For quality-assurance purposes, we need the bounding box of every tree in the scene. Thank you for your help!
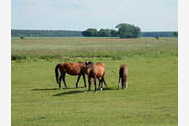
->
[115,23,141,38]
[110,29,118,37]
[173,32,178,37]
[97,29,112,37]
[82,28,98,36]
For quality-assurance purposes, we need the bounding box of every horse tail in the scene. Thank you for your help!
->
[55,64,61,84]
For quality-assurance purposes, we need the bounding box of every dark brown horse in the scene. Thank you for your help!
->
[55,62,92,89]
[86,62,107,91]
[118,64,128,89]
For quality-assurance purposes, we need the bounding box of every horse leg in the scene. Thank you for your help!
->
[62,73,68,88]
[88,76,91,91]
[98,78,101,89]
[58,74,62,89]
[102,76,108,88]
[75,75,81,88]
[125,75,128,89]
[94,76,97,91]
[82,74,87,88]
[121,78,125,89]
[118,76,121,89]
[100,78,103,91]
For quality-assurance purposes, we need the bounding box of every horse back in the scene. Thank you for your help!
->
[62,62,85,75]
[89,63,105,78]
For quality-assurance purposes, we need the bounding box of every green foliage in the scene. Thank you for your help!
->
[82,28,98,36]
[82,23,141,38]
[110,29,118,37]
[97,29,112,37]
[173,32,178,37]
[96,29,118,37]
[82,28,116,37]
[115,23,141,38]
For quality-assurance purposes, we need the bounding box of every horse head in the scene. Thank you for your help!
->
[83,61,94,74]
[85,61,93,66]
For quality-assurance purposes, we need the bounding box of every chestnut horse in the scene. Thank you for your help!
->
[55,62,92,89]
[118,64,128,89]
[86,62,107,91]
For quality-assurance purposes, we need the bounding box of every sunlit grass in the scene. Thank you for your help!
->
[12,37,177,126]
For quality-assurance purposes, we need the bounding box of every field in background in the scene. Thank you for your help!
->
[12,37,178,126]
[12,37,177,59]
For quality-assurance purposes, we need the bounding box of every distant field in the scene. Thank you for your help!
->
[12,37,178,126]
[12,37,177,59]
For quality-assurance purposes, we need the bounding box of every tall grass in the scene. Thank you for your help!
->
[12,37,177,60]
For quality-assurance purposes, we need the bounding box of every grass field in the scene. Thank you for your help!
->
[12,37,178,126]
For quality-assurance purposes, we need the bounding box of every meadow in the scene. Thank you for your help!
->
[12,37,178,126]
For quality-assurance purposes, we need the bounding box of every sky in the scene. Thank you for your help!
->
[12,0,177,31]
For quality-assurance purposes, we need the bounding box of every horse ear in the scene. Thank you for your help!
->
[85,61,89,65]
[85,61,93,66]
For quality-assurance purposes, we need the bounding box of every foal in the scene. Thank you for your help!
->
[118,64,128,89]
[86,62,107,91]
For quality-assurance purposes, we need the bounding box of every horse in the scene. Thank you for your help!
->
[118,64,128,89]
[55,62,93,89]
[85,62,107,91]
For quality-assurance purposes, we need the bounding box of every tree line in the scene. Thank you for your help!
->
[82,23,141,38]
[12,25,177,38]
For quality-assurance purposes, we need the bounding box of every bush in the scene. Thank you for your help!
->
[20,36,24,39]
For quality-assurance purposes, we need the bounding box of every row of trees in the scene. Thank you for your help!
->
[82,23,141,38]
[82,29,118,37]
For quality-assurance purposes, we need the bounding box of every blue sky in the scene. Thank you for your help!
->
[12,0,177,31]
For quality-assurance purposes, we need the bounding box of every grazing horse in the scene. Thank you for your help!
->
[118,64,128,89]
[86,62,107,91]
[55,62,92,89]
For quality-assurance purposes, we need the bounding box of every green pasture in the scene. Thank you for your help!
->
[12,37,178,126]
[12,37,177,59]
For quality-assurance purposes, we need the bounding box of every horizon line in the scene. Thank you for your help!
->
[11,29,178,32]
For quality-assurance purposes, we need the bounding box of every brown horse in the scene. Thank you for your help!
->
[55,62,93,89]
[118,64,128,89]
[86,62,107,91]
